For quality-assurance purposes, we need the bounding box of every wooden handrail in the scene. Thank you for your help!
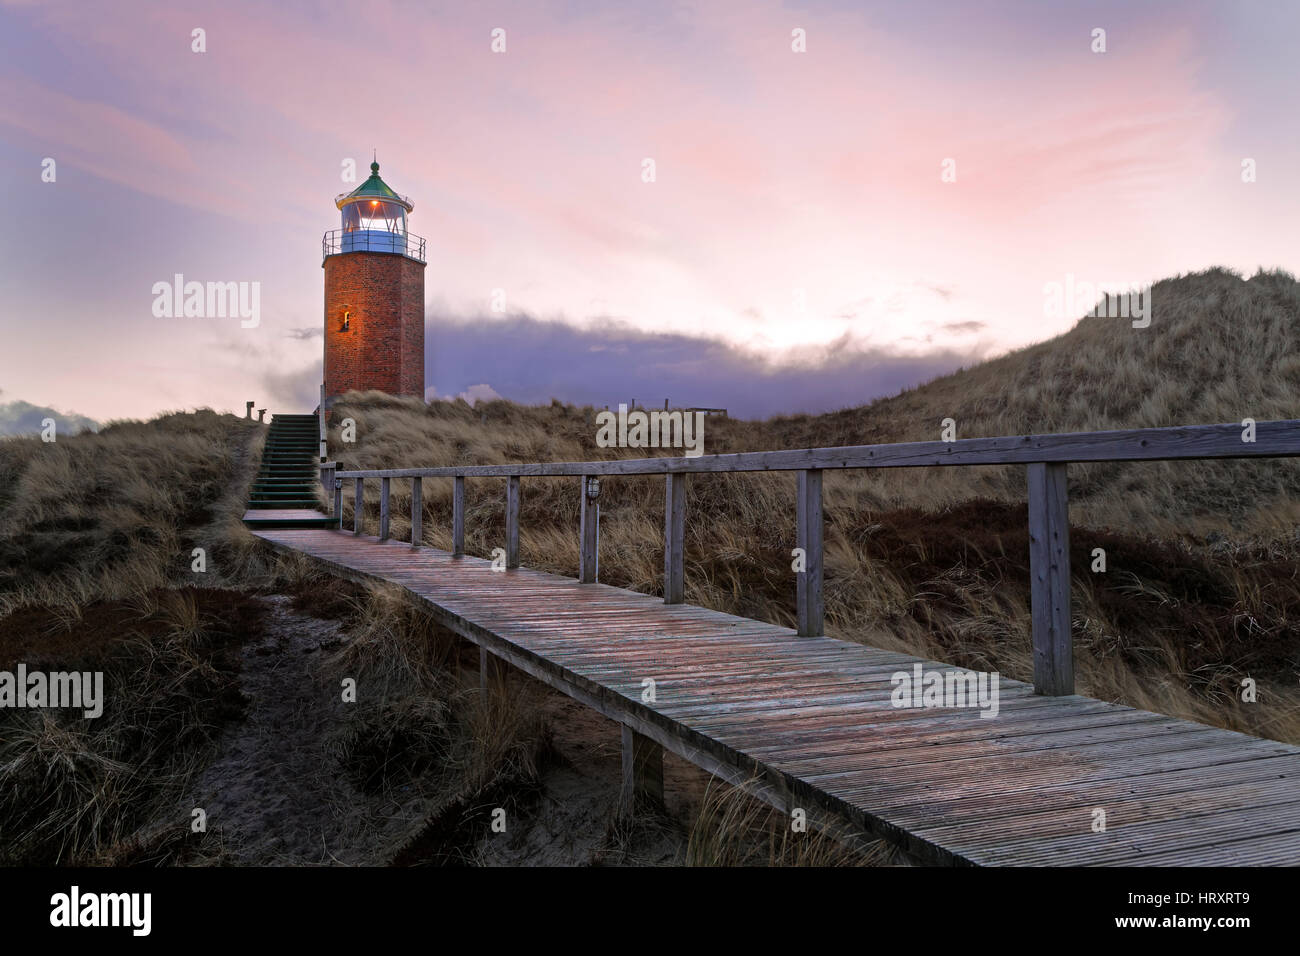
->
[328,418,1298,697]
[333,419,1300,479]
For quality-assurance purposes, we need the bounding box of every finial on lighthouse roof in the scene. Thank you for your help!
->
[333,153,414,212]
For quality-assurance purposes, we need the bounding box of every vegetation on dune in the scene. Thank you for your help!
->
[328,268,1300,745]
[0,587,260,865]
[0,266,1297,864]
[0,409,266,618]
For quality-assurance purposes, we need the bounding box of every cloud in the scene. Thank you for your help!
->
[427,312,985,419]
[286,327,323,340]
[261,362,323,413]
[267,310,983,420]
[456,383,502,406]
[939,320,987,334]
[0,400,100,437]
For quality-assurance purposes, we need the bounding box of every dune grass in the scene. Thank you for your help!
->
[0,409,265,618]
[1,266,1297,864]
[325,269,1300,746]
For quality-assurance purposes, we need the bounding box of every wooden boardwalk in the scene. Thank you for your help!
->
[251,520,1300,866]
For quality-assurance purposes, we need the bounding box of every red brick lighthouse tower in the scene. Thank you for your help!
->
[322,159,426,410]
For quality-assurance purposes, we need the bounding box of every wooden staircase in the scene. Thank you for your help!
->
[241,414,336,529]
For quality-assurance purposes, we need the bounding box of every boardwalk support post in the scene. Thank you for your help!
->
[410,477,422,547]
[796,469,824,637]
[620,725,664,811]
[480,647,504,695]
[664,473,685,603]
[1028,462,1073,695]
[333,479,342,527]
[379,477,391,542]
[353,478,364,535]
[579,475,599,583]
[506,475,520,569]
[452,476,465,556]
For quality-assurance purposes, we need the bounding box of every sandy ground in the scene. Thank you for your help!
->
[180,593,712,866]
[468,696,707,866]
[183,596,449,864]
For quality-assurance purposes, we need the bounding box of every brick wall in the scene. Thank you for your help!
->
[323,252,426,405]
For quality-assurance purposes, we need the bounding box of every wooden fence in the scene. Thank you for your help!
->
[324,419,1300,697]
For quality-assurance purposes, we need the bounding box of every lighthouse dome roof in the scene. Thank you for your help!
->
[334,160,414,212]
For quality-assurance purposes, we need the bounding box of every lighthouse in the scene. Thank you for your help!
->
[322,159,426,409]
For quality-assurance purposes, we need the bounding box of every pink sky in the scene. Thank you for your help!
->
[1,0,1296,423]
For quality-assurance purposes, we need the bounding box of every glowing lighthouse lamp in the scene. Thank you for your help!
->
[331,160,419,257]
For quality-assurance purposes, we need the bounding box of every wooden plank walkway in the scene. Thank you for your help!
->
[251,525,1300,866]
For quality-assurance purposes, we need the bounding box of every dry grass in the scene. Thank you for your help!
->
[0,409,266,617]
[682,777,904,866]
[322,581,549,801]
[0,587,260,864]
[315,581,553,864]
[326,268,1300,746]
[1,266,1298,865]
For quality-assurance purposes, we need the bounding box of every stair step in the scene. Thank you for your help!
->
[242,515,339,529]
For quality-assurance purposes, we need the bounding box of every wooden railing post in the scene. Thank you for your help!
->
[796,469,824,637]
[318,383,327,461]
[505,475,520,569]
[333,479,342,526]
[353,478,364,535]
[579,475,599,583]
[1028,462,1073,695]
[664,473,685,603]
[452,476,465,556]
[379,477,391,542]
[410,477,422,547]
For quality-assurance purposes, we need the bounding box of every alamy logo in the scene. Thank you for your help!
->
[1043,273,1151,328]
[891,663,1000,718]
[151,273,260,328]
[0,665,103,718]
[595,404,706,457]
[50,886,151,936]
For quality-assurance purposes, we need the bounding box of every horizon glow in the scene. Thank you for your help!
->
[1,0,1297,423]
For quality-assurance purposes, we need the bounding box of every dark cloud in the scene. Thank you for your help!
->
[286,327,323,340]
[939,320,986,334]
[426,312,981,419]
[265,311,983,419]
[262,361,324,413]
[0,400,100,437]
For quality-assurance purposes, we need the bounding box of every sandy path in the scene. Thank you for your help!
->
[184,595,444,864]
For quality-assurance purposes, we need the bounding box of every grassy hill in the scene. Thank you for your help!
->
[326,267,1300,743]
[0,410,265,616]
[1,266,1297,864]
[757,266,1300,534]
